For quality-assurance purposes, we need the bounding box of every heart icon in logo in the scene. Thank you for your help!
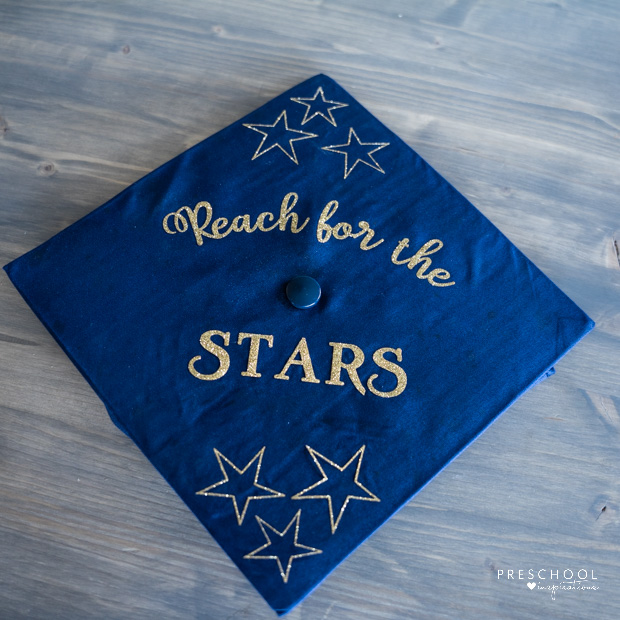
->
[527,582,536,590]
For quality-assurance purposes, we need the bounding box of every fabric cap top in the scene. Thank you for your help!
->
[4,74,594,615]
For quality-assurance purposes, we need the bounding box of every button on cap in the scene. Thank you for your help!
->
[286,276,321,309]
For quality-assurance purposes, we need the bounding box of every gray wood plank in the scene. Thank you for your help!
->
[1,1,619,618]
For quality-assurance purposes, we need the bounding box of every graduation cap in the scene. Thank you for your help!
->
[4,74,594,615]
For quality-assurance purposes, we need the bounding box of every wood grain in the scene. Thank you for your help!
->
[1,1,619,618]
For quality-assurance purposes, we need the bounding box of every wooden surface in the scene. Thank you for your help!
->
[1,1,619,618]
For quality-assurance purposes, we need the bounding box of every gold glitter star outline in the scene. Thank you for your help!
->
[243,110,318,164]
[243,509,322,583]
[322,127,390,179]
[291,445,380,534]
[290,86,348,127]
[196,447,285,526]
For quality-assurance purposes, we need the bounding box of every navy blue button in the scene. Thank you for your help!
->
[286,276,321,309]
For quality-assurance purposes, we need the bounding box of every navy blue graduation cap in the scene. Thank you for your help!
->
[4,74,594,615]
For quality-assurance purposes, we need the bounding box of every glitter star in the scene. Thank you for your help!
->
[290,86,348,126]
[291,445,380,534]
[243,110,317,164]
[196,447,284,525]
[322,128,389,179]
[243,510,322,583]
